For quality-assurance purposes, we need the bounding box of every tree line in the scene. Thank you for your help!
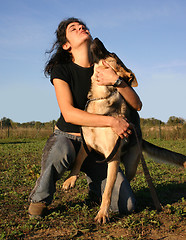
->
[0,117,56,129]
[1,116,185,129]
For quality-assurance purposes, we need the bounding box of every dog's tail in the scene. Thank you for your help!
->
[142,139,186,168]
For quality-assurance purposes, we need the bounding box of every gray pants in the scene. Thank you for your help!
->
[29,129,135,214]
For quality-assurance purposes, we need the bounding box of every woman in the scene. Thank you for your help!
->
[28,17,142,220]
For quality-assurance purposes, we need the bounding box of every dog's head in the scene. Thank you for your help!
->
[90,38,111,63]
[90,38,138,87]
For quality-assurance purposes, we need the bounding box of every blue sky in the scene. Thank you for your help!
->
[0,0,186,123]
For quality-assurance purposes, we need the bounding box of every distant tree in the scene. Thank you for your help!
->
[140,118,164,126]
[167,116,185,125]
[1,117,12,129]
[21,121,36,128]
[29,121,36,127]
[35,121,44,129]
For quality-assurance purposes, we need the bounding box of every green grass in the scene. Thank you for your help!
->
[0,138,185,239]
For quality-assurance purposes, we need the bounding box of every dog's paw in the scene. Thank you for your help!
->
[94,209,109,224]
[62,175,78,190]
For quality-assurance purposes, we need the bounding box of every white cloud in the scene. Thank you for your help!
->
[152,61,186,70]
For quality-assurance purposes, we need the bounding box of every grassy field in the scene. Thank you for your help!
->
[0,137,185,239]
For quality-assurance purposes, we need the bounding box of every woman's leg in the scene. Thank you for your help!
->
[29,131,78,206]
[81,152,136,214]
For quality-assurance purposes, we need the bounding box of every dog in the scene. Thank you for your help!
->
[63,38,186,224]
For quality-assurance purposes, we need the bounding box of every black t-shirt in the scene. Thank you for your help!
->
[51,62,93,133]
[50,61,142,143]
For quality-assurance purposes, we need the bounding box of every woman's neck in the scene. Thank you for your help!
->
[72,44,92,68]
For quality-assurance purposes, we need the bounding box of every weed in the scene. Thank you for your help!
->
[0,138,185,239]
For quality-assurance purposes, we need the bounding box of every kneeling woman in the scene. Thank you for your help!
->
[28,17,142,222]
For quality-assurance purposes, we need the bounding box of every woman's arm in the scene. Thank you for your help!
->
[53,78,131,138]
[117,81,142,111]
[95,61,142,111]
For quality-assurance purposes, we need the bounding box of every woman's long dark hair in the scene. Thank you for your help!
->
[44,17,88,77]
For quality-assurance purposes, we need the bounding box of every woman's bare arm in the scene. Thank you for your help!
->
[117,81,142,111]
[95,61,142,111]
[53,79,131,138]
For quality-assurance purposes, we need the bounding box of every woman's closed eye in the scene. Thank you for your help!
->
[82,25,86,30]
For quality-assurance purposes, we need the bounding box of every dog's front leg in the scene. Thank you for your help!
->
[63,144,87,190]
[95,155,120,224]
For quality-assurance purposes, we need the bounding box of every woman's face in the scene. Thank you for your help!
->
[63,22,92,51]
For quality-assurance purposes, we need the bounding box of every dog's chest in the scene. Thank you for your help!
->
[86,89,129,118]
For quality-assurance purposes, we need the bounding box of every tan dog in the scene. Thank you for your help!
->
[63,38,186,224]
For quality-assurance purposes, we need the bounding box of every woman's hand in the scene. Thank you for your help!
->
[95,60,142,111]
[95,60,118,86]
[110,116,132,139]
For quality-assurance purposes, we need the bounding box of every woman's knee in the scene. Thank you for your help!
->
[42,133,76,173]
[125,195,136,213]
[116,188,136,214]
[110,169,136,214]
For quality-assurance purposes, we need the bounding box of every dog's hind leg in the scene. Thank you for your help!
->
[121,143,141,182]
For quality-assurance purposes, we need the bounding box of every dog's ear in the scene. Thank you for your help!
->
[110,53,138,87]
[90,38,110,63]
